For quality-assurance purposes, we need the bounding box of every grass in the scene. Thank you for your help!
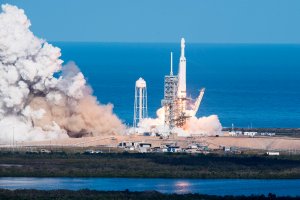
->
[1,152,300,178]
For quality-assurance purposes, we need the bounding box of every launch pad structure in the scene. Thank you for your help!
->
[162,38,205,131]
[161,52,179,130]
[132,38,205,135]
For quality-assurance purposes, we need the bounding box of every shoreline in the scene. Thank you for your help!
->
[0,189,298,200]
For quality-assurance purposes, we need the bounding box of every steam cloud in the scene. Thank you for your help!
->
[138,108,222,136]
[0,4,124,144]
[185,115,222,136]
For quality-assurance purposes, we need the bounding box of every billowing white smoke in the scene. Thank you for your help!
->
[0,4,124,144]
[185,115,222,136]
[138,107,222,136]
[138,107,165,128]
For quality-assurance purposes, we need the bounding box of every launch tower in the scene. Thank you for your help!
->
[161,52,178,130]
[162,38,205,131]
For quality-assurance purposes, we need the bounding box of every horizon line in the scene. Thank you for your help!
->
[48,41,300,45]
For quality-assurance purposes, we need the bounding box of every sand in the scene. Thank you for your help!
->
[12,134,300,151]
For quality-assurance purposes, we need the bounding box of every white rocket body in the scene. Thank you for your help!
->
[177,38,186,99]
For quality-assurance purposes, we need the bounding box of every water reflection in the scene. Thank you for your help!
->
[1,178,300,197]
[174,181,191,194]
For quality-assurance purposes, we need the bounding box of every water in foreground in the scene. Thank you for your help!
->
[1,178,300,196]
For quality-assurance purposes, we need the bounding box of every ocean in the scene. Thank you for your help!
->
[53,42,300,128]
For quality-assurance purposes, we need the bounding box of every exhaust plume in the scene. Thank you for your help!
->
[0,4,124,144]
[138,107,222,136]
[184,115,222,136]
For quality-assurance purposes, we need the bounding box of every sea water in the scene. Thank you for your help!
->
[53,42,300,128]
[1,177,300,196]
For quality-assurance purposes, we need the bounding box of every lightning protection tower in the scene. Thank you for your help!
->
[133,77,148,128]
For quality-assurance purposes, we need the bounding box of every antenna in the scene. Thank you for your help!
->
[170,52,173,75]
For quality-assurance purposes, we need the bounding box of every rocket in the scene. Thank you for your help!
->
[176,38,205,118]
[177,38,186,99]
[162,37,205,129]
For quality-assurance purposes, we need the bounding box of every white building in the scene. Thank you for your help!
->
[243,132,257,137]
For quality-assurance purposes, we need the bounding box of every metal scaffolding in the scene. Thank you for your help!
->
[161,52,179,130]
[175,97,190,128]
[160,39,205,134]
[161,74,178,130]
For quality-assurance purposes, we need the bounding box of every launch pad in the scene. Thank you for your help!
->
[134,38,205,135]
[161,38,206,132]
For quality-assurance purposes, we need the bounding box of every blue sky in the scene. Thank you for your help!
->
[3,0,300,43]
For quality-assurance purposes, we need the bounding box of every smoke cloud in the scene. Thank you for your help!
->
[185,115,222,136]
[0,4,124,144]
[138,107,222,136]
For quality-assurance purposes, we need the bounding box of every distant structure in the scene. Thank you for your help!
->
[162,38,205,131]
[133,77,148,128]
